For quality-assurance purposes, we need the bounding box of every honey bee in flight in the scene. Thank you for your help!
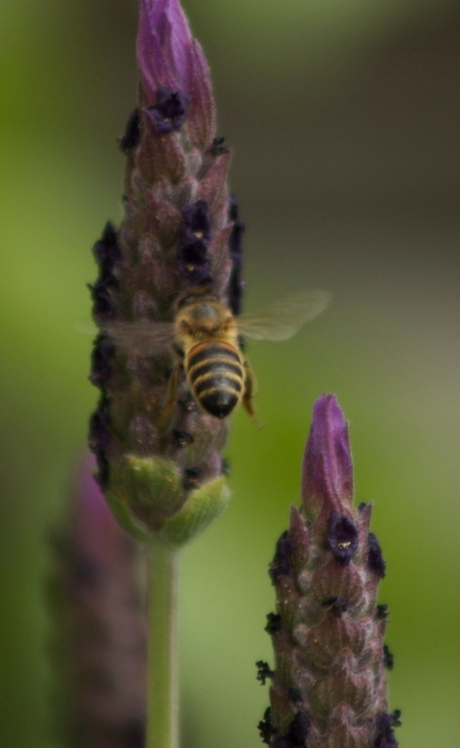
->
[105,287,330,421]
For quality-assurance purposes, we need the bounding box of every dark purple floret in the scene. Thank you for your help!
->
[256,661,274,685]
[183,467,201,490]
[144,87,190,134]
[119,109,141,153]
[182,200,211,242]
[211,135,230,156]
[288,687,303,705]
[376,604,389,620]
[273,711,311,748]
[220,457,231,476]
[273,739,291,748]
[368,532,386,578]
[178,393,196,412]
[89,276,118,319]
[228,268,244,315]
[90,334,115,388]
[172,429,194,447]
[95,452,109,488]
[288,710,310,746]
[228,193,239,223]
[374,712,400,748]
[88,401,111,454]
[258,708,275,746]
[228,195,245,250]
[89,396,111,488]
[265,612,282,634]
[92,221,122,275]
[375,734,398,748]
[227,193,245,315]
[176,247,213,285]
[89,222,120,320]
[269,531,294,583]
[327,512,359,567]
[176,201,214,285]
[383,644,394,670]
[322,596,348,618]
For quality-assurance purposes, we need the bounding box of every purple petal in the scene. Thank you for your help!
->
[137,0,193,100]
[72,453,127,568]
[182,199,211,240]
[302,394,353,512]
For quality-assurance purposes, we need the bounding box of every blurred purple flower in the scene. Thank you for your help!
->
[50,454,147,747]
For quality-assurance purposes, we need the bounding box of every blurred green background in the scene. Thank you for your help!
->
[1,0,459,745]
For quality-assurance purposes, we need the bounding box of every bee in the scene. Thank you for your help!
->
[105,287,330,421]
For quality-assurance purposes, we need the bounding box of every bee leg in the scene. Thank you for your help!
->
[158,363,180,429]
[242,361,263,428]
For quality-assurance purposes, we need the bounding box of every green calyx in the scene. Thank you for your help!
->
[162,476,231,546]
[105,455,230,547]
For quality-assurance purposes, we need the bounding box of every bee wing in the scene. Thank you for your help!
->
[101,320,175,355]
[237,289,330,341]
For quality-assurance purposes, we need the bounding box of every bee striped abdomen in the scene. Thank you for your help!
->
[187,342,244,418]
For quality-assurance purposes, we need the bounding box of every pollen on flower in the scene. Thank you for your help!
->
[327,511,359,566]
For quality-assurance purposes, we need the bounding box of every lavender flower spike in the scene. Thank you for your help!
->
[89,0,247,545]
[260,395,400,748]
[49,455,147,748]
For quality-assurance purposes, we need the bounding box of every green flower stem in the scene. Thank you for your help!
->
[147,540,180,748]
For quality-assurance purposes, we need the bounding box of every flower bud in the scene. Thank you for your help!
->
[259,395,400,747]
